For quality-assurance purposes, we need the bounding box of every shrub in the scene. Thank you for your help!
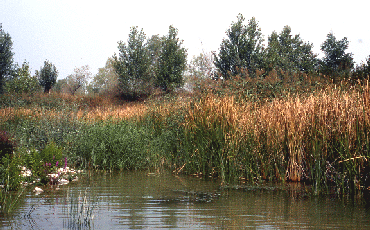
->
[23,142,64,183]
[0,130,16,159]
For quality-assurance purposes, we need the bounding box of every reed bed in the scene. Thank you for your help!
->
[1,83,370,196]
[76,103,148,122]
[180,83,370,194]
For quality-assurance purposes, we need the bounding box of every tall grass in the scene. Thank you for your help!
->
[180,82,370,194]
[1,81,370,197]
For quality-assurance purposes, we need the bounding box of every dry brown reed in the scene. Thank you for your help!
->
[249,84,369,181]
[184,82,370,183]
[76,103,148,122]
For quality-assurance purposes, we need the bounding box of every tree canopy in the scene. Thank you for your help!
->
[37,60,58,93]
[264,26,317,74]
[155,25,187,92]
[88,57,120,96]
[214,14,264,79]
[4,61,40,94]
[320,32,354,78]
[0,26,14,94]
[113,26,152,100]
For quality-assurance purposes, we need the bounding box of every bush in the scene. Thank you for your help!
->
[0,130,16,160]
[0,154,22,191]
[23,142,64,184]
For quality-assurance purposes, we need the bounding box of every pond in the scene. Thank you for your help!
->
[1,171,370,229]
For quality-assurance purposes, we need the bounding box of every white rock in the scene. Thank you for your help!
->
[59,178,69,185]
[33,187,43,194]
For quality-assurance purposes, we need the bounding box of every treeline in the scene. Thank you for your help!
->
[1,14,370,99]
[212,14,369,82]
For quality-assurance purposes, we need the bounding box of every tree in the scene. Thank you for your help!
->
[352,55,370,81]
[155,25,187,92]
[147,34,164,82]
[64,65,91,95]
[186,52,215,92]
[214,14,264,79]
[320,32,354,78]
[4,61,40,94]
[0,25,14,94]
[38,60,58,93]
[88,58,120,96]
[188,52,215,79]
[53,78,68,94]
[264,26,317,74]
[113,26,152,100]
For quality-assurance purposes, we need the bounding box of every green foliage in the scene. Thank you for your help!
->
[155,25,187,92]
[88,58,120,96]
[23,142,64,182]
[320,32,354,79]
[37,60,58,93]
[214,14,264,79]
[113,26,153,100]
[264,26,317,74]
[147,34,164,79]
[0,26,14,94]
[70,121,155,170]
[0,154,22,191]
[4,61,40,94]
[352,55,370,81]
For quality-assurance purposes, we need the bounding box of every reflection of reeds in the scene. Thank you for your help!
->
[64,188,96,229]
[0,187,25,214]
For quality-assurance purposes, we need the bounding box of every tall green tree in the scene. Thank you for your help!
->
[146,34,164,84]
[4,61,40,94]
[264,26,317,74]
[0,25,14,94]
[155,25,187,92]
[214,14,264,79]
[320,32,354,78]
[38,60,58,93]
[113,26,152,100]
[353,55,370,81]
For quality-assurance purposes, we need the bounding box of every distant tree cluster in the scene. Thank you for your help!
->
[112,25,187,100]
[1,15,370,98]
[0,24,59,94]
[209,13,365,82]
[0,25,14,94]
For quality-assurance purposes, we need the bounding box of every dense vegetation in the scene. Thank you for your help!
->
[1,14,370,213]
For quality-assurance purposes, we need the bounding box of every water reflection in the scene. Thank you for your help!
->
[1,170,370,229]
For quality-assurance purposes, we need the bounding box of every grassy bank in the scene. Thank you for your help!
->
[1,80,370,208]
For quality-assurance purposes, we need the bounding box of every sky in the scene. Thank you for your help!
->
[1,0,369,79]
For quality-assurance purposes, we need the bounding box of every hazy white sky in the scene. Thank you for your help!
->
[1,0,369,79]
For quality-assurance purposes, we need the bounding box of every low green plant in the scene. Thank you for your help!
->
[23,142,64,184]
[0,154,22,192]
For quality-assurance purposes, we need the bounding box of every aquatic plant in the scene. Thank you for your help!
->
[64,188,96,229]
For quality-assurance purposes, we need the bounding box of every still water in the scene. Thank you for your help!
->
[1,171,370,229]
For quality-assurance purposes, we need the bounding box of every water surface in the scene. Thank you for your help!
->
[1,171,370,229]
